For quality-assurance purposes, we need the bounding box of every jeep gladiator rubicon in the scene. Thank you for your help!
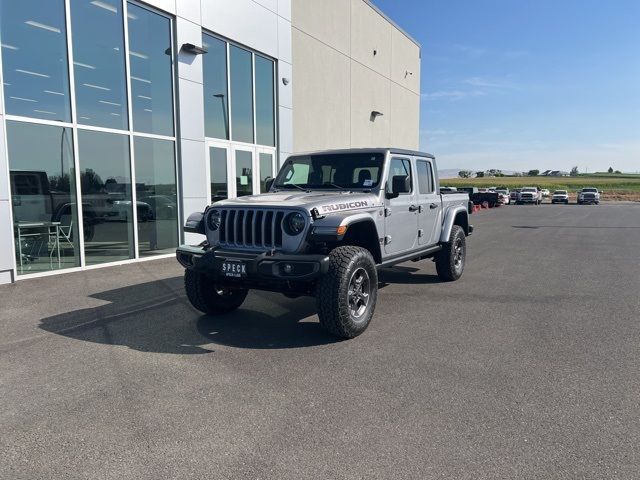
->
[177,148,473,338]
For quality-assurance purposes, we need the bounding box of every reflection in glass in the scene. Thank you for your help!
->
[203,34,229,139]
[0,0,71,122]
[210,147,228,202]
[259,152,273,192]
[71,0,128,129]
[78,130,134,264]
[6,121,80,274]
[230,46,254,143]
[255,56,275,146]
[134,137,178,256]
[128,3,174,136]
[235,150,253,197]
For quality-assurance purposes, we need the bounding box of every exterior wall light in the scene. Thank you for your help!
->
[370,111,384,121]
[282,77,290,85]
[181,43,207,55]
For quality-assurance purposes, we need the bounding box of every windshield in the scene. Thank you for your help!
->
[554,190,567,194]
[274,153,384,190]
[582,188,598,193]
[496,190,508,194]
[522,188,537,192]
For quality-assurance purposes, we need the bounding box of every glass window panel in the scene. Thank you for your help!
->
[416,160,434,194]
[128,3,174,136]
[134,137,177,256]
[203,34,229,139]
[78,130,134,264]
[255,56,275,146]
[235,150,253,197]
[71,0,128,129]
[6,121,80,274]
[259,152,273,192]
[210,147,228,202]
[230,46,253,143]
[0,0,71,122]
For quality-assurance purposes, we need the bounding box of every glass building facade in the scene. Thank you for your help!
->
[0,0,282,281]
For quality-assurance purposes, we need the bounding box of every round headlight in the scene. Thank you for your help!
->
[207,209,221,230]
[284,212,306,236]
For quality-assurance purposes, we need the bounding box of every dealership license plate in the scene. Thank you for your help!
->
[221,260,247,278]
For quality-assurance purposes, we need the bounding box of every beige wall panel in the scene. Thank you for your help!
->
[350,62,390,148]
[291,0,350,55]
[292,30,351,152]
[390,84,420,150]
[391,28,421,94]
[350,0,392,78]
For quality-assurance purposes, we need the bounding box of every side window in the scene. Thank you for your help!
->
[416,160,434,194]
[389,158,412,194]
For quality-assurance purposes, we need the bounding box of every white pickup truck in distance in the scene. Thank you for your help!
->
[517,187,542,205]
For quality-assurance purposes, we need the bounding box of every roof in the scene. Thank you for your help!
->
[290,148,436,160]
[363,0,421,51]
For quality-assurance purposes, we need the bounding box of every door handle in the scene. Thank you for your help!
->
[409,204,419,212]
[430,203,438,209]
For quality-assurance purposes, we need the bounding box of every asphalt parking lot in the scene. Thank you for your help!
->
[1,203,639,479]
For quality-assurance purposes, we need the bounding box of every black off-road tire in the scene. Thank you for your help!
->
[435,225,466,282]
[184,269,248,315]
[316,246,378,339]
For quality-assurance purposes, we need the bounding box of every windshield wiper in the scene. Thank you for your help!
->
[276,183,310,192]
[322,182,347,190]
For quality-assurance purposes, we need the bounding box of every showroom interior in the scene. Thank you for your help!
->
[0,0,420,284]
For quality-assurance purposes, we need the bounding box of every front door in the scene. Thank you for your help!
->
[415,158,441,245]
[207,141,231,202]
[232,146,254,197]
[384,157,419,255]
[256,148,276,193]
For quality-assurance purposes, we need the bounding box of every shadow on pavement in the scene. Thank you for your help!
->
[378,265,440,285]
[38,276,339,353]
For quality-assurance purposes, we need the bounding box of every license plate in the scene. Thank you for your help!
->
[221,260,247,278]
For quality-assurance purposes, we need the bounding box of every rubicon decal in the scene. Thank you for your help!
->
[320,201,369,213]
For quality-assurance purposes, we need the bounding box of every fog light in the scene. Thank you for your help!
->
[283,263,293,274]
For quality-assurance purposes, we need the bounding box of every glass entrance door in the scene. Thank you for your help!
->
[232,146,254,197]
[256,148,276,193]
[208,141,230,203]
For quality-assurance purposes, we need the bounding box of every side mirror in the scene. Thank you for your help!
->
[265,177,274,191]
[387,175,410,198]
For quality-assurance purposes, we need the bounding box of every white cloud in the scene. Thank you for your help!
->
[463,76,516,89]
[421,90,487,101]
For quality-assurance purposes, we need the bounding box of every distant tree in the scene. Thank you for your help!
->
[527,169,540,176]
[458,170,472,178]
[570,166,579,176]
[486,169,504,177]
[608,166,614,173]
[475,171,485,178]
[614,170,622,174]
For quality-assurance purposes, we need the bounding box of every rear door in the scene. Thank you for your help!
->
[415,159,441,246]
[384,157,418,255]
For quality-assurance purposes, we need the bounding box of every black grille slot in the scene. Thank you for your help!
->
[227,210,235,243]
[245,210,254,245]
[255,211,264,245]
[219,210,227,242]
[264,211,273,245]
[236,210,245,245]
[275,211,284,247]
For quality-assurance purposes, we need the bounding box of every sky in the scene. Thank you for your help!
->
[373,0,640,173]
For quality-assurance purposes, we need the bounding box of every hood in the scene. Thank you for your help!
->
[212,190,381,215]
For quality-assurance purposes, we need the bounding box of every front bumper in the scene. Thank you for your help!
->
[176,245,330,283]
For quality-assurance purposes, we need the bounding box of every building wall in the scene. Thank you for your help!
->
[0,0,292,283]
[291,0,420,153]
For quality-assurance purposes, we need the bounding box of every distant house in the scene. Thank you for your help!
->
[549,170,570,177]
[541,170,552,176]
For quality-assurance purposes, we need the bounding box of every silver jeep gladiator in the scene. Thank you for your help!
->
[177,148,473,338]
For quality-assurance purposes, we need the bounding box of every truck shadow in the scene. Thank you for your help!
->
[38,277,339,353]
[378,265,441,285]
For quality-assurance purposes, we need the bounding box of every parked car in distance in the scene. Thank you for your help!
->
[577,187,601,205]
[509,188,521,203]
[496,189,510,205]
[551,190,569,204]
[541,189,550,198]
[440,186,458,193]
[517,187,542,205]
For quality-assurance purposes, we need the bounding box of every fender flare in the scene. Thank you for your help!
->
[439,206,469,243]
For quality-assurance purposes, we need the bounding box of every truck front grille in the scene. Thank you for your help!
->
[218,208,285,249]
